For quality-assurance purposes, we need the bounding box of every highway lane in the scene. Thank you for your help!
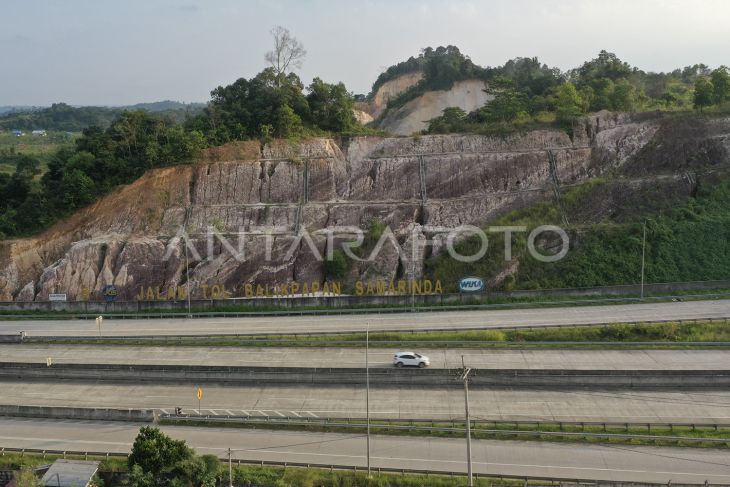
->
[1,299,729,337]
[3,344,730,370]
[1,418,729,483]
[3,380,729,422]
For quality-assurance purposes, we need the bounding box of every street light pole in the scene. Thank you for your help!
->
[460,355,473,487]
[183,234,192,318]
[366,321,371,476]
[228,448,233,487]
[640,220,647,300]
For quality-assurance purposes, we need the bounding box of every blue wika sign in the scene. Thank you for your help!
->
[458,277,485,292]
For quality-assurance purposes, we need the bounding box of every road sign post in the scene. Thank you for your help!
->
[197,387,203,416]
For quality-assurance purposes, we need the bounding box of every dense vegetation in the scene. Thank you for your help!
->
[128,427,219,487]
[185,68,371,145]
[0,101,202,132]
[370,49,729,133]
[425,166,730,291]
[0,111,205,237]
[369,45,490,112]
[1,42,729,246]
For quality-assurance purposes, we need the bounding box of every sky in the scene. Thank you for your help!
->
[1,0,728,106]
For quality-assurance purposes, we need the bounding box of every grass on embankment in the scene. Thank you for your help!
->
[37,319,730,349]
[0,452,524,486]
[159,418,730,450]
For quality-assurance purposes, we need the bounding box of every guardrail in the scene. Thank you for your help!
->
[159,414,730,432]
[5,317,730,344]
[159,414,730,445]
[1,290,729,321]
[0,446,723,486]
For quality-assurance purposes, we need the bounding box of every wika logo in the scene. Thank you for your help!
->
[458,277,485,292]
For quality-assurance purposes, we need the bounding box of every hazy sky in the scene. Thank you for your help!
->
[1,0,728,106]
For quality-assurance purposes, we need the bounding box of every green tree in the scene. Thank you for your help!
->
[128,426,194,481]
[693,77,714,110]
[711,67,730,104]
[610,78,638,111]
[477,87,530,123]
[554,82,587,125]
[273,103,303,138]
[128,428,221,487]
[306,78,357,132]
[427,106,467,133]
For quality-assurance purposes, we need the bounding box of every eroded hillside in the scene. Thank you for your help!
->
[1,111,729,301]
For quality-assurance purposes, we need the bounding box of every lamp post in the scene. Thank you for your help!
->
[640,220,647,300]
[183,234,192,318]
[460,356,473,487]
[228,448,233,487]
[366,321,371,476]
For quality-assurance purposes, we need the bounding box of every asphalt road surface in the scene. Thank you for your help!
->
[2,299,729,337]
[3,381,729,422]
[3,345,729,370]
[1,418,729,483]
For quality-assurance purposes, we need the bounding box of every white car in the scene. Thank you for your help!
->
[393,351,430,368]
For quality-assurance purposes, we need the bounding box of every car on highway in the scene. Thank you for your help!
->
[393,351,430,368]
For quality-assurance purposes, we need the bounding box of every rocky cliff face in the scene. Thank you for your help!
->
[355,74,492,136]
[1,111,728,301]
[355,72,424,120]
[377,79,492,135]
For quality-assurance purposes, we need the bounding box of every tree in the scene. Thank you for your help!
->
[265,26,306,83]
[711,67,730,104]
[128,426,194,482]
[610,78,638,112]
[273,103,303,138]
[306,78,357,132]
[128,427,220,487]
[693,77,714,110]
[477,86,530,124]
[555,82,587,125]
[427,107,467,133]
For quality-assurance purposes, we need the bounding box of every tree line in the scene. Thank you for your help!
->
[375,50,730,134]
[2,33,728,240]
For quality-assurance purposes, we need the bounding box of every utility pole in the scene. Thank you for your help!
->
[640,220,647,300]
[183,234,192,318]
[366,321,371,476]
[228,448,233,487]
[460,356,473,487]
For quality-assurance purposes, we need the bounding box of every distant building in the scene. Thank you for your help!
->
[10,129,23,137]
[31,129,47,136]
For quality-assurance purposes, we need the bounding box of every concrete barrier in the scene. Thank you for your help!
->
[0,404,155,422]
[1,362,729,388]
[3,279,730,313]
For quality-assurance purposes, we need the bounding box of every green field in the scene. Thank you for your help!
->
[0,130,77,175]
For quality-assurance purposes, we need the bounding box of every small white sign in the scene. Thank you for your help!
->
[49,293,67,302]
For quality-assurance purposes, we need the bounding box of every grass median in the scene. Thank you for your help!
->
[30,319,730,349]
[158,417,730,450]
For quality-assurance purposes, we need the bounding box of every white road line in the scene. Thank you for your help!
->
[306,411,319,418]
[159,408,169,415]
[273,411,286,417]
[255,410,266,416]
[240,410,250,416]
[290,411,301,417]
[225,410,235,416]
[208,409,219,416]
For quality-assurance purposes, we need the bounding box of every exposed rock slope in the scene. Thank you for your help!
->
[1,112,729,301]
